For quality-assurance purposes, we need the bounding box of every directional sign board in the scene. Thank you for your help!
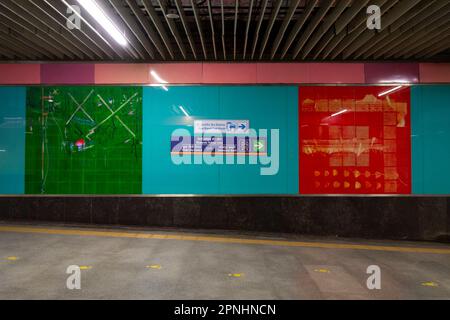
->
[171,136,267,156]
[194,120,250,134]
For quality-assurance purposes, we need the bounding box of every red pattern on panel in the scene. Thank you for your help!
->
[299,86,411,194]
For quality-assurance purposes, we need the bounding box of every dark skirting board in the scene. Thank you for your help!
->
[0,196,448,242]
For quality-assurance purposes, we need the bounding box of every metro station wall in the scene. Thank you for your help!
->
[142,86,298,194]
[0,85,450,195]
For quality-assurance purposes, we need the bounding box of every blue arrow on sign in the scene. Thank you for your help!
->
[239,123,246,130]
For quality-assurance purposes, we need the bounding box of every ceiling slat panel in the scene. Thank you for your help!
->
[353,0,439,59]
[109,0,155,59]
[126,0,167,60]
[157,0,187,59]
[175,0,197,59]
[279,0,318,59]
[0,0,447,62]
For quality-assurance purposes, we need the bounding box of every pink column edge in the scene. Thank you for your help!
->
[0,62,449,85]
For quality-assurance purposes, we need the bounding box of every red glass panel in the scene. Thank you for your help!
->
[299,86,411,194]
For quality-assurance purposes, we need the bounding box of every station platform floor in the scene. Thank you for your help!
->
[0,221,449,300]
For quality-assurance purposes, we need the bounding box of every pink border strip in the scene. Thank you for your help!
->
[0,64,40,84]
[41,64,95,84]
[0,62,449,85]
[419,63,450,83]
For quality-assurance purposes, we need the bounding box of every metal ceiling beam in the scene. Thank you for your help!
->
[221,0,226,60]
[347,0,394,33]
[87,0,141,59]
[270,0,300,60]
[342,0,422,59]
[156,0,187,59]
[0,34,33,60]
[0,24,51,59]
[404,28,450,59]
[207,0,217,60]
[313,0,370,59]
[250,0,269,60]
[0,9,67,59]
[391,17,450,58]
[141,0,175,59]
[242,0,254,59]
[258,0,283,60]
[320,29,346,59]
[0,0,83,59]
[55,0,122,59]
[5,0,96,60]
[279,0,318,59]
[420,36,450,59]
[0,23,58,59]
[383,11,450,58]
[233,0,239,60]
[371,4,450,59]
[0,46,16,59]
[301,0,352,59]
[0,31,44,60]
[33,0,108,60]
[175,0,197,60]
[0,6,73,59]
[353,0,438,59]
[27,0,105,59]
[320,11,366,59]
[292,0,335,60]
[327,27,363,59]
[25,1,100,60]
[334,0,371,34]
[311,28,335,59]
[0,0,448,62]
[108,0,154,59]
[127,0,168,60]
[325,0,393,60]
[191,0,207,60]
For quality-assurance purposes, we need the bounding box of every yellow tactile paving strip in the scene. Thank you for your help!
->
[0,225,449,255]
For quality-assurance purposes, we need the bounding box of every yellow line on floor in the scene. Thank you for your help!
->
[0,225,449,254]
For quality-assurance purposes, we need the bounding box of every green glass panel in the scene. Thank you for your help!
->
[25,86,142,194]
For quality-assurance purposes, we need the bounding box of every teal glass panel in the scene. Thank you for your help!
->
[143,86,298,194]
[0,87,26,194]
[411,85,450,194]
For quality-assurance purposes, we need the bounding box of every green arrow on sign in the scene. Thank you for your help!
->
[253,140,265,151]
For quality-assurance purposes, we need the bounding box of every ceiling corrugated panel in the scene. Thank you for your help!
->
[0,0,448,61]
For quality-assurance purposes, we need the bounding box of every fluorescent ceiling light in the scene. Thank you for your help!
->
[76,0,127,46]
[330,109,348,117]
[378,86,403,97]
[179,106,190,117]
